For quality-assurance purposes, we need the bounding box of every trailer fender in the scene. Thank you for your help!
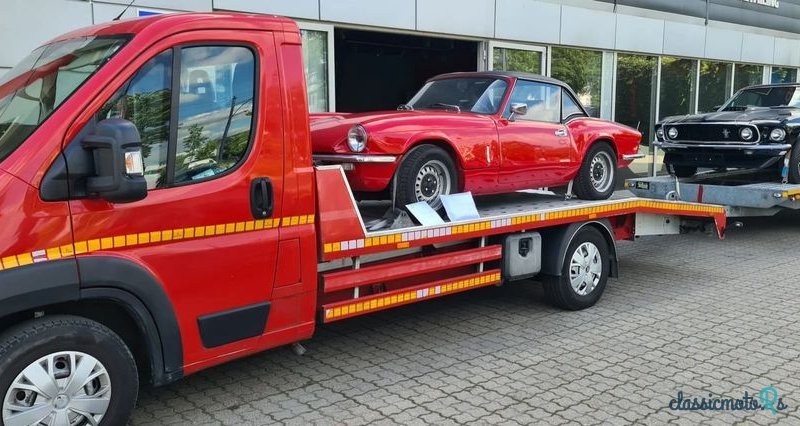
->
[539,220,619,278]
[77,256,183,385]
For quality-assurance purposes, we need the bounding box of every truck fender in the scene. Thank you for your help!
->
[77,256,183,385]
[0,259,80,319]
[539,220,619,278]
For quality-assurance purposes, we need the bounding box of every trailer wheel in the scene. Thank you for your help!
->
[574,142,616,200]
[543,227,610,310]
[395,145,458,210]
[0,315,138,426]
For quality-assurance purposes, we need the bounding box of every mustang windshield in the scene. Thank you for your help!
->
[722,86,800,111]
[0,36,127,162]
[407,77,508,114]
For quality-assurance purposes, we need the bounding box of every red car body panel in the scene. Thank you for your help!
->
[311,74,642,195]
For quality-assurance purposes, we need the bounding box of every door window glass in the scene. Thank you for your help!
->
[174,46,255,184]
[562,90,584,120]
[507,80,560,123]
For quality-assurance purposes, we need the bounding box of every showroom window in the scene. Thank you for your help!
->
[614,53,657,147]
[659,57,698,119]
[491,43,544,74]
[550,47,602,117]
[733,64,764,91]
[698,61,733,113]
[301,29,330,112]
[771,67,798,84]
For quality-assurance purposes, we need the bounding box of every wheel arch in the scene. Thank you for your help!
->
[585,137,618,160]
[539,220,619,278]
[402,138,465,189]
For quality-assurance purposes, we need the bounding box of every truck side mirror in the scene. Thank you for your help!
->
[81,118,147,203]
[509,103,527,121]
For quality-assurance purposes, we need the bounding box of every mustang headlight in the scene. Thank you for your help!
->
[667,127,678,139]
[770,128,786,142]
[739,127,754,141]
[656,128,665,140]
[347,125,368,152]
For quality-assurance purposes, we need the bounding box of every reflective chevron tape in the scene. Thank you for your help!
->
[0,215,315,273]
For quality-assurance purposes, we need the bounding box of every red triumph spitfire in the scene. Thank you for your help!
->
[312,71,643,208]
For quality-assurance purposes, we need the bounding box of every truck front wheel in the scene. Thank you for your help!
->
[542,227,610,310]
[0,315,138,426]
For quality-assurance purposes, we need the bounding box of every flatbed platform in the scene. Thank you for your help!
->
[625,174,800,216]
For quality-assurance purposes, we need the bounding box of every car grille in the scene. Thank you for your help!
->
[663,123,760,144]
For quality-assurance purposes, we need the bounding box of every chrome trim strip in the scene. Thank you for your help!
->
[662,122,761,144]
[622,153,646,160]
[655,141,791,150]
[313,154,398,163]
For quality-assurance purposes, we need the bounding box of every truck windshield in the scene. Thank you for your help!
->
[0,36,127,162]
[407,77,508,114]
[722,86,800,111]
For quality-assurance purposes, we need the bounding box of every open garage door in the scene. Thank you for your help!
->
[334,29,478,112]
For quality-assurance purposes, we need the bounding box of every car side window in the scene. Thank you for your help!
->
[174,46,255,184]
[95,45,255,189]
[508,80,561,123]
[562,90,584,121]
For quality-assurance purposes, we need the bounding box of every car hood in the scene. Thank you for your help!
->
[310,110,494,153]
[660,107,800,125]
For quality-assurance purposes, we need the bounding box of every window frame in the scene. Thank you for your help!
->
[505,78,563,124]
[560,87,587,123]
[161,42,259,189]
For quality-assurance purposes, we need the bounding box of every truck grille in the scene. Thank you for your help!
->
[664,123,760,144]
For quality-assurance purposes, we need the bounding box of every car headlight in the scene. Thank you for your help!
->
[656,128,664,140]
[347,125,368,152]
[667,127,678,139]
[770,128,786,142]
[739,127,753,141]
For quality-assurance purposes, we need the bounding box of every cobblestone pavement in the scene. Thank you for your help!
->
[131,212,800,425]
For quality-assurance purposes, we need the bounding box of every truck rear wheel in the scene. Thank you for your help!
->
[542,227,610,310]
[0,315,138,426]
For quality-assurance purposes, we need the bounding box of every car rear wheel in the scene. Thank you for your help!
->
[667,164,698,178]
[574,142,616,200]
[395,145,458,210]
[0,316,138,426]
[542,227,610,310]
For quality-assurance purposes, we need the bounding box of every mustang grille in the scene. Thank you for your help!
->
[663,123,760,144]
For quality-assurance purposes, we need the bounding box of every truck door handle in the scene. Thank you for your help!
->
[554,128,568,137]
[250,177,273,219]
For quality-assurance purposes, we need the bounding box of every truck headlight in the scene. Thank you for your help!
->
[739,127,753,141]
[347,125,367,152]
[667,127,678,139]
[770,128,786,142]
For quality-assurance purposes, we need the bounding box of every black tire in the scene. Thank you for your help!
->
[0,315,138,426]
[573,142,617,200]
[787,143,800,184]
[395,145,459,210]
[667,163,698,178]
[542,227,610,311]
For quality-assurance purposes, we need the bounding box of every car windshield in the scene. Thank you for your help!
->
[0,36,127,162]
[722,86,800,111]
[406,77,509,114]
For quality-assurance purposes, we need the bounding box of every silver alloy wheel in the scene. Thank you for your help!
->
[589,151,614,193]
[568,242,603,296]
[414,159,452,209]
[3,351,111,426]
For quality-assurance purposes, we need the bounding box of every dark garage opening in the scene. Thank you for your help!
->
[335,29,478,112]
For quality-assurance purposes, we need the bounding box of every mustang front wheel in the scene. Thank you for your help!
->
[574,142,616,200]
[395,145,458,210]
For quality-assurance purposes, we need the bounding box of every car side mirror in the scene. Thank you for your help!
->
[81,118,147,203]
[509,103,527,121]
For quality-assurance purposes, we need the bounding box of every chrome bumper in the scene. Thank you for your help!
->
[655,141,791,151]
[313,154,397,163]
[622,153,646,160]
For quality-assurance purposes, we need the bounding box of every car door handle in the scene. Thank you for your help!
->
[250,177,273,219]
[554,128,568,137]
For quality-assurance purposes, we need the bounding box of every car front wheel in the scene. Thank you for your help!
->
[0,316,138,426]
[574,142,616,200]
[395,145,458,210]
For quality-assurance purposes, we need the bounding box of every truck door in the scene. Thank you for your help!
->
[65,31,285,367]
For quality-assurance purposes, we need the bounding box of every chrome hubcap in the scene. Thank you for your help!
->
[589,151,614,193]
[569,242,602,296]
[414,160,451,209]
[3,352,112,426]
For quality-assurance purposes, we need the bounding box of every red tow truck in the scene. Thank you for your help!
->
[0,13,725,424]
